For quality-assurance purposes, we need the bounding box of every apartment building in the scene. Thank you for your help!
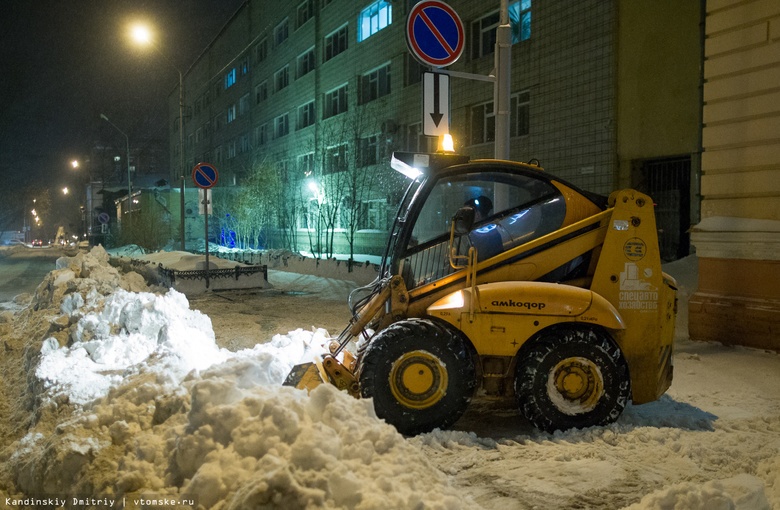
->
[167,0,701,257]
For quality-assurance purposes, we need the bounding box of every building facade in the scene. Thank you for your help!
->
[690,0,780,351]
[167,0,702,257]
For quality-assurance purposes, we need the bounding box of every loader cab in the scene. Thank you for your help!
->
[387,154,606,292]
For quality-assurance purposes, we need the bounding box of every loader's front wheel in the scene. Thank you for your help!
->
[515,326,630,433]
[359,319,476,436]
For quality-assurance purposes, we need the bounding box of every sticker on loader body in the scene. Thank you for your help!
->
[618,262,658,311]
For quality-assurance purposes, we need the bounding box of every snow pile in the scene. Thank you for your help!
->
[35,288,321,405]
[2,246,471,508]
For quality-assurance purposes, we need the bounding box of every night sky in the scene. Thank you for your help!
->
[0,0,244,231]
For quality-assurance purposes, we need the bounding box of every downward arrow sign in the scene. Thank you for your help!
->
[430,73,443,127]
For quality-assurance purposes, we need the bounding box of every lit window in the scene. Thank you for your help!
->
[323,84,348,118]
[324,24,348,62]
[359,63,391,104]
[358,0,392,42]
[471,0,531,59]
[227,104,237,123]
[224,68,237,89]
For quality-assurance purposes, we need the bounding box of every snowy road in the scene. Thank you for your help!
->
[0,248,777,509]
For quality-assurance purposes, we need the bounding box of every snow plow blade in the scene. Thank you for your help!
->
[282,362,324,391]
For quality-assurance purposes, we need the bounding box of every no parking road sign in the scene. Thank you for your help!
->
[406,0,465,68]
[192,162,219,189]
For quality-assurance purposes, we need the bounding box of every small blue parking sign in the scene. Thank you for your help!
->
[192,162,219,189]
[406,0,465,68]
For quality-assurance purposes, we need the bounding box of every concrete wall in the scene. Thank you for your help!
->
[616,0,703,186]
[690,0,780,351]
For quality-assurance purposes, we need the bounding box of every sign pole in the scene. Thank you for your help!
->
[204,189,210,289]
[191,162,219,291]
[494,0,512,159]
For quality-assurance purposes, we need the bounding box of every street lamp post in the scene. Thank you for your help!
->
[100,114,132,219]
[131,24,186,251]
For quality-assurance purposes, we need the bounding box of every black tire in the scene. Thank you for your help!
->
[515,326,630,433]
[358,318,476,436]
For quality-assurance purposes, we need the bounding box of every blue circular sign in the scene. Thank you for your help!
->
[406,1,465,68]
[192,162,219,189]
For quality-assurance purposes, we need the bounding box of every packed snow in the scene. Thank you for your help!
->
[0,246,778,509]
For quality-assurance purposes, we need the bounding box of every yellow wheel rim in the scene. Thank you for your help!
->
[389,350,448,410]
[547,356,604,415]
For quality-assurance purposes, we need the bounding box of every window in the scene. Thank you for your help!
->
[358,134,380,167]
[255,123,268,146]
[324,144,348,174]
[239,58,249,76]
[297,47,316,78]
[274,18,289,46]
[323,84,348,118]
[227,140,237,159]
[470,101,494,145]
[255,81,268,104]
[404,54,425,86]
[358,0,392,42]
[298,152,315,176]
[253,38,268,63]
[363,199,387,230]
[274,65,290,92]
[239,93,250,116]
[274,113,289,138]
[510,91,530,137]
[297,0,314,29]
[406,122,425,152]
[214,113,223,132]
[239,134,250,153]
[214,145,223,163]
[298,100,316,129]
[406,170,564,283]
[359,63,391,104]
[324,24,348,62]
[224,68,237,89]
[227,104,237,123]
[471,0,531,59]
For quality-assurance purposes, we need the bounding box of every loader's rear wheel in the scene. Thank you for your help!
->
[515,326,630,433]
[359,318,476,436]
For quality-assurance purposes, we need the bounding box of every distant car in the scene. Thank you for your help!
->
[32,239,43,247]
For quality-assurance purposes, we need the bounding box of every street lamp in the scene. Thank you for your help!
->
[131,22,186,251]
[100,114,132,217]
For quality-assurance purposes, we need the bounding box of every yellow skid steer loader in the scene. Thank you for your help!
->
[284,152,677,435]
